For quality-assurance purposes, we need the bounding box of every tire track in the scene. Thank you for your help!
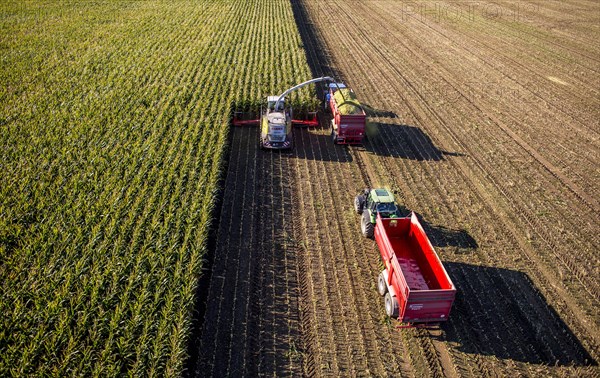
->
[294,129,344,376]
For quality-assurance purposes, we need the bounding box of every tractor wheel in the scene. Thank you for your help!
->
[377,272,388,296]
[331,127,338,144]
[361,211,374,238]
[385,292,399,318]
[354,195,365,214]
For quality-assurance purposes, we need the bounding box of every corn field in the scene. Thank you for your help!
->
[0,0,314,375]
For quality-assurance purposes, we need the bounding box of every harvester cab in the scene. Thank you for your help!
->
[267,96,287,112]
[354,188,401,238]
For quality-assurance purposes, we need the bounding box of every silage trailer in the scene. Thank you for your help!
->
[326,82,366,145]
[372,212,456,326]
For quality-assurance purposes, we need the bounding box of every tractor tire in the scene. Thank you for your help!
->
[385,292,399,318]
[354,195,365,214]
[331,128,337,144]
[361,211,374,238]
[377,272,388,296]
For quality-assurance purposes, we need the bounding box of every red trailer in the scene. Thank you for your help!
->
[374,212,456,326]
[327,83,366,144]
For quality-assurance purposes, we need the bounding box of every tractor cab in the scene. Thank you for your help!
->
[326,82,347,95]
[365,189,400,219]
[324,82,347,111]
[374,201,399,217]
[354,188,401,238]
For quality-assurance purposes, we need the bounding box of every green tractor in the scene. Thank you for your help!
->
[354,188,402,238]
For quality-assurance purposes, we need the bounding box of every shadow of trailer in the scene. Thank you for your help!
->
[440,262,597,367]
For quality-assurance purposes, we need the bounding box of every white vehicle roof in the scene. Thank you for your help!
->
[267,112,286,124]
[267,95,285,103]
[328,83,347,89]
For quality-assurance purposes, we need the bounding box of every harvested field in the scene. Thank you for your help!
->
[195,0,599,377]
[193,126,302,376]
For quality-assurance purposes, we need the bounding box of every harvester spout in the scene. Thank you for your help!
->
[275,76,334,110]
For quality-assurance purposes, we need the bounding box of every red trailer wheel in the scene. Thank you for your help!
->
[385,292,399,318]
[377,272,388,296]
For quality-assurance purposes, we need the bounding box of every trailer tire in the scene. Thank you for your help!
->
[361,211,374,238]
[385,292,399,318]
[377,272,388,296]
[354,195,365,214]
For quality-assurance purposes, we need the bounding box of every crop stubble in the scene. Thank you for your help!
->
[294,0,599,376]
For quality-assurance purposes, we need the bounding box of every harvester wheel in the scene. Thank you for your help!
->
[361,211,374,238]
[377,272,388,296]
[354,195,365,214]
[385,292,399,318]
